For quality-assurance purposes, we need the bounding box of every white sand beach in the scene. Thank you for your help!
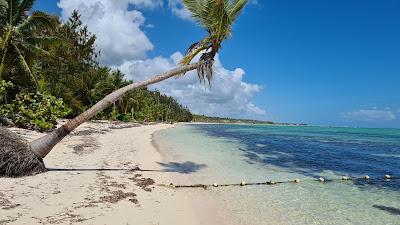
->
[0,122,231,225]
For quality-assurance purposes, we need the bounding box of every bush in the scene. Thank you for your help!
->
[0,80,14,102]
[0,92,70,131]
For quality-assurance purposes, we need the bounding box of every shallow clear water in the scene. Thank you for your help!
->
[155,124,400,225]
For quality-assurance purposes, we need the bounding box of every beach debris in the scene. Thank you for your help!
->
[266,181,276,185]
[213,183,218,187]
[341,176,350,181]
[294,179,301,183]
[364,175,370,179]
[384,174,391,179]
[240,181,246,186]
[318,177,325,183]
[128,175,155,192]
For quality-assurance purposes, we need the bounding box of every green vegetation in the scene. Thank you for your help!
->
[0,0,251,177]
[181,0,247,84]
[0,91,70,131]
[0,7,192,131]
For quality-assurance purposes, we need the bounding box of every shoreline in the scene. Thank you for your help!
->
[0,122,227,224]
[152,124,236,225]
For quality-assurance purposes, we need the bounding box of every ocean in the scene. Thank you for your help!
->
[155,124,400,225]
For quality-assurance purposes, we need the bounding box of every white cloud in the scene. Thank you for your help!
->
[168,0,192,21]
[119,52,266,118]
[341,109,396,122]
[58,0,162,65]
[57,0,266,119]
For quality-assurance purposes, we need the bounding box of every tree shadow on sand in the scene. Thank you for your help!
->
[47,161,207,174]
[373,205,400,216]
[157,161,206,174]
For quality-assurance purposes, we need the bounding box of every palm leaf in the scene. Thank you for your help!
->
[228,0,247,21]
[13,0,34,26]
[26,36,67,47]
[0,0,8,26]
[6,0,20,25]
[16,11,52,33]
[12,42,37,86]
[0,47,8,78]
[181,0,248,85]
[25,43,50,56]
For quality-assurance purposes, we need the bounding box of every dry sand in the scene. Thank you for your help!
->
[0,122,232,225]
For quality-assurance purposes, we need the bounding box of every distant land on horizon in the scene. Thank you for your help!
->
[191,114,308,126]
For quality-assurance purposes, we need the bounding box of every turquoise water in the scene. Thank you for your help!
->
[155,124,400,225]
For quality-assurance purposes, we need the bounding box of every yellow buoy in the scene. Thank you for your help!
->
[213,183,218,187]
[240,181,246,186]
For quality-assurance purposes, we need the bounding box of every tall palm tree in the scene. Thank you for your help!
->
[0,0,53,84]
[1,0,248,177]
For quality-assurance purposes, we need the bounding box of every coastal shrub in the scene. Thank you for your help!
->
[116,113,133,122]
[0,80,14,102]
[0,92,70,131]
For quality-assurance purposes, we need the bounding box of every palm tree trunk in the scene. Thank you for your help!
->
[30,62,200,158]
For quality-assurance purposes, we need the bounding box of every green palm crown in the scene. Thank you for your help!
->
[181,0,248,84]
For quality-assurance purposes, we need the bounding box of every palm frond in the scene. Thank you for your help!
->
[13,0,34,26]
[25,43,49,56]
[0,47,8,78]
[16,11,52,33]
[26,36,66,47]
[12,42,37,86]
[6,0,19,25]
[181,36,212,65]
[181,0,248,81]
[197,51,214,85]
[0,0,8,26]
[228,0,247,21]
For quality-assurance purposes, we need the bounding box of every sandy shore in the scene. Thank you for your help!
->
[0,122,229,225]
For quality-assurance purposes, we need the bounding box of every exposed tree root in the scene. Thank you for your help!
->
[0,128,47,177]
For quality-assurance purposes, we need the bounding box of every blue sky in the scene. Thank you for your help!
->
[34,0,400,128]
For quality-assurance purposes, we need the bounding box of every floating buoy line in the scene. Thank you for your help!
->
[159,174,397,189]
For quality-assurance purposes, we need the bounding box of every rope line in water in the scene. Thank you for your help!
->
[159,175,397,189]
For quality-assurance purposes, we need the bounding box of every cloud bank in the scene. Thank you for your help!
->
[168,0,192,21]
[57,0,266,119]
[119,52,266,118]
[58,0,161,65]
[341,109,396,122]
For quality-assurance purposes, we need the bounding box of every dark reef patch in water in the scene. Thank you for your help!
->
[189,124,400,191]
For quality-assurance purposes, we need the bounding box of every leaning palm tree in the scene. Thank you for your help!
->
[0,0,53,84]
[0,0,248,177]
